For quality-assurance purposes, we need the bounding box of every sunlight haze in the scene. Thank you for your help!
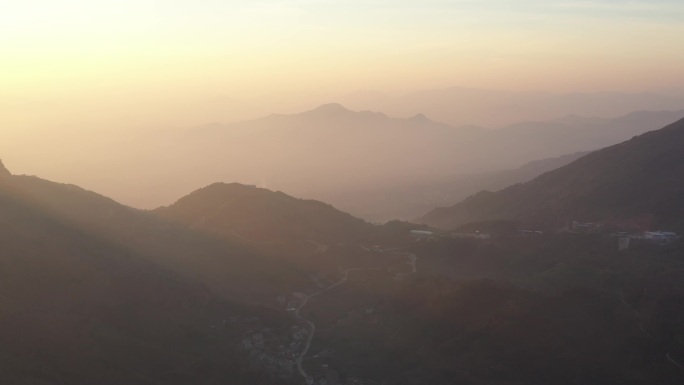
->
[3,2,684,384]
[2,0,684,208]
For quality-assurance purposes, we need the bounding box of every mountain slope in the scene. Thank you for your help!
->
[149,106,682,222]
[183,106,683,187]
[9,174,315,305]
[62,104,684,216]
[154,183,375,243]
[419,117,684,231]
[339,87,684,127]
[0,163,285,384]
[322,151,590,222]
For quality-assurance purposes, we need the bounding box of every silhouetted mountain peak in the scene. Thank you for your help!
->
[304,103,353,116]
[297,103,397,123]
[409,113,430,123]
[167,182,264,206]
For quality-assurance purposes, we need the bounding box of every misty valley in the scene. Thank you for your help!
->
[4,1,684,384]
[2,113,684,384]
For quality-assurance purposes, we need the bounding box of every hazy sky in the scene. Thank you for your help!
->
[3,1,684,105]
[2,0,684,183]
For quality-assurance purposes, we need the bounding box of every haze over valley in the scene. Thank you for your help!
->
[3,104,684,222]
[3,1,684,384]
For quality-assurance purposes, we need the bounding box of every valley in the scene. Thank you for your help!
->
[5,2,684,384]
[3,129,684,384]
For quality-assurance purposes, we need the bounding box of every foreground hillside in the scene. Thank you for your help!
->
[419,117,684,231]
[2,159,684,384]
[273,231,684,385]
[0,162,288,384]
[9,174,316,305]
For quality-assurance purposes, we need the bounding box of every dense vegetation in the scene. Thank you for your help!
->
[303,235,684,385]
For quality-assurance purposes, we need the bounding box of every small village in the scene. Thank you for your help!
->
[410,221,681,249]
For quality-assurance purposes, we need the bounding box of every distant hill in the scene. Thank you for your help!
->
[320,151,589,223]
[64,104,684,215]
[179,103,482,192]
[418,117,684,231]
[156,107,684,216]
[183,106,684,187]
[340,87,684,127]
[154,182,375,243]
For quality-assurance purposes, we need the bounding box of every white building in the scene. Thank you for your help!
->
[644,231,679,244]
[410,230,434,238]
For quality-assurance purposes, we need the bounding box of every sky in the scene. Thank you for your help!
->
[3,2,684,116]
[1,0,684,189]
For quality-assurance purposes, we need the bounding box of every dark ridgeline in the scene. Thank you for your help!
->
[154,182,374,244]
[8,174,316,306]
[0,164,289,384]
[419,117,684,232]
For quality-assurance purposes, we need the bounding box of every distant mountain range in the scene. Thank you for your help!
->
[318,151,590,223]
[339,87,684,127]
[150,106,684,222]
[10,102,683,224]
[419,117,684,231]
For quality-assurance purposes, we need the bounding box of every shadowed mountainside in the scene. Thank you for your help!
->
[322,151,589,222]
[154,182,375,243]
[9,173,316,305]
[419,117,684,231]
[74,106,684,215]
[3,157,684,384]
[0,161,290,385]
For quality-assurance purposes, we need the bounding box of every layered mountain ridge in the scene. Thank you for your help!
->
[419,117,684,231]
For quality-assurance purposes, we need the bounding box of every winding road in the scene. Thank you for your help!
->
[292,245,418,384]
[667,353,684,370]
[293,267,383,384]
[620,291,684,371]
